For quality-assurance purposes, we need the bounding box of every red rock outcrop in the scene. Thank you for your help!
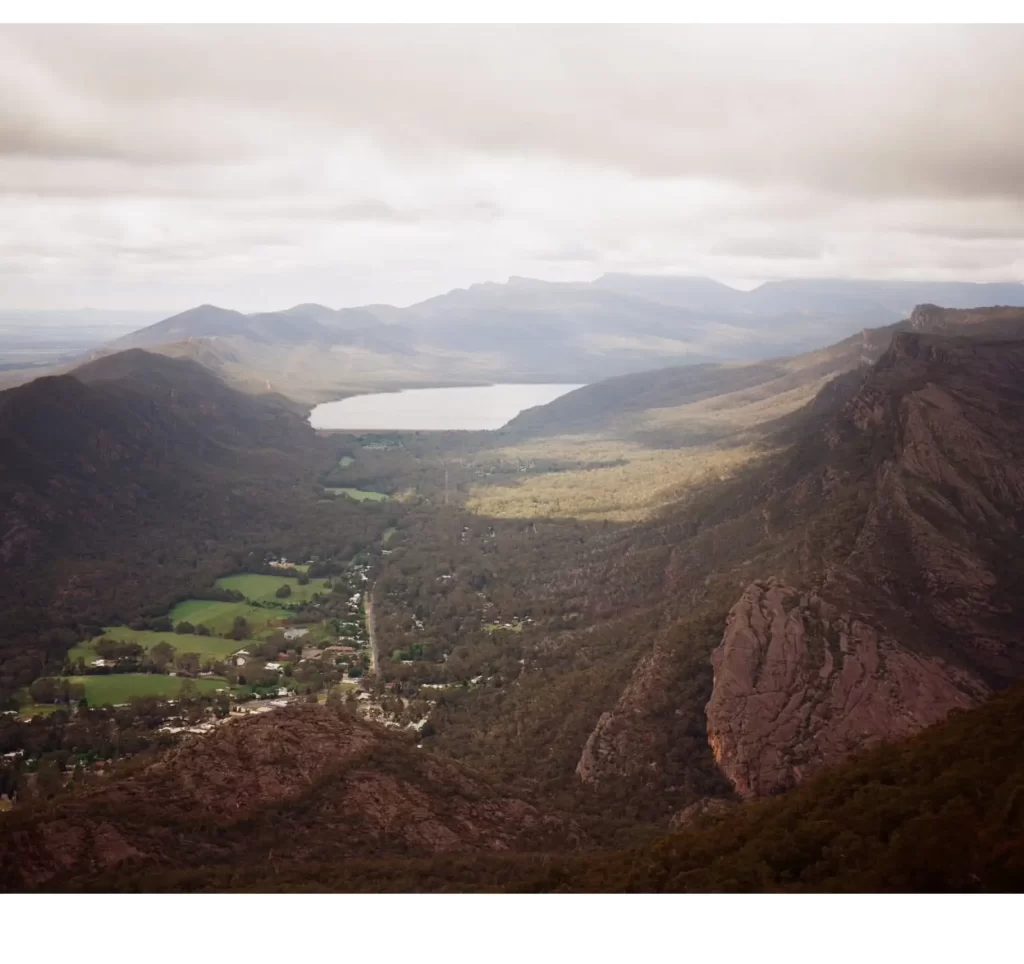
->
[706,329,1024,797]
[705,579,983,798]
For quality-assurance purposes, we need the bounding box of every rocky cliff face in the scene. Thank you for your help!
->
[705,580,983,797]
[706,328,1024,797]
[575,642,675,786]
[572,312,1024,807]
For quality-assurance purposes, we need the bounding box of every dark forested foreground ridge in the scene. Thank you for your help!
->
[3,682,1024,892]
[5,304,1024,892]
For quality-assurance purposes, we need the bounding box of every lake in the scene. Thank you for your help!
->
[309,383,584,431]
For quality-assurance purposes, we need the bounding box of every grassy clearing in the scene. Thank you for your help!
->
[66,573,330,665]
[67,674,229,706]
[167,598,292,636]
[636,372,838,437]
[326,487,388,502]
[18,703,59,720]
[69,630,241,665]
[466,437,762,522]
[215,573,329,604]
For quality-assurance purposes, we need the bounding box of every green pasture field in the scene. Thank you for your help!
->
[215,573,329,604]
[167,598,291,635]
[67,674,229,706]
[69,629,241,665]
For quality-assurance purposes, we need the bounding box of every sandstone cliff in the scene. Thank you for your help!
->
[574,310,1024,806]
[706,327,1024,796]
[705,579,982,797]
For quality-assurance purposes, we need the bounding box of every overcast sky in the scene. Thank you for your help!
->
[2,24,1024,312]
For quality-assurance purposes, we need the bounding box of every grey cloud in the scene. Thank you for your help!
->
[712,236,825,261]
[5,25,1024,198]
[537,244,602,263]
[1,25,1023,310]
[271,199,503,224]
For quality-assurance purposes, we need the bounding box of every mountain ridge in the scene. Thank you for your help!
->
[47,276,1021,405]
[0,704,583,892]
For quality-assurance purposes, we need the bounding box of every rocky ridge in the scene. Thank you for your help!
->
[0,704,582,891]
[573,309,1024,802]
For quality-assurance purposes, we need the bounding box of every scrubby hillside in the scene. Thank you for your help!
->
[551,680,1024,892]
[17,681,1022,893]
[427,307,1024,816]
[0,704,582,892]
[0,349,386,707]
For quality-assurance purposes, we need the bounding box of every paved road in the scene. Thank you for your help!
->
[365,589,379,674]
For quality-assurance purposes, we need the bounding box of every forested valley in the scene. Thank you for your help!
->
[6,304,1024,891]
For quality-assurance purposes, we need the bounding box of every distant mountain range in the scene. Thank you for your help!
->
[58,275,1024,404]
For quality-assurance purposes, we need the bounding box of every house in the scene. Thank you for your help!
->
[325,645,358,656]
[235,656,248,667]
[90,658,114,668]
[265,662,282,671]
[301,647,323,660]
[283,628,309,641]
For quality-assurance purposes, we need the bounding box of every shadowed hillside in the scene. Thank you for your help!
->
[0,349,388,708]
[423,307,1024,817]
[9,680,1022,893]
[0,703,582,892]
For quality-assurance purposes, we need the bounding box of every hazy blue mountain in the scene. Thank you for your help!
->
[592,273,750,313]
[31,273,1024,402]
[598,274,1024,322]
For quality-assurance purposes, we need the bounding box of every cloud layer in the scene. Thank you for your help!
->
[2,25,1023,310]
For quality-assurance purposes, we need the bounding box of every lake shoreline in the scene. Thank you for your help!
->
[309,382,584,433]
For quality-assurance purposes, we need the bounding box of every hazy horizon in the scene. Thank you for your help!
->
[7,270,1024,320]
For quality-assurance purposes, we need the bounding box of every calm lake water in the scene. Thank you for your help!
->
[309,383,584,432]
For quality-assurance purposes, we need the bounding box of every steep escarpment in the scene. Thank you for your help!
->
[550,680,1024,893]
[705,580,982,797]
[706,328,1024,796]
[565,313,1024,806]
[0,705,581,892]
